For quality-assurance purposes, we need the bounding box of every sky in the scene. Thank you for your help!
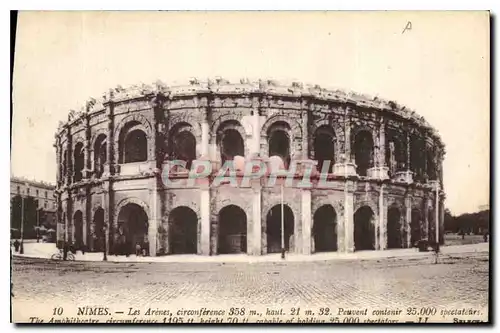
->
[11,11,490,215]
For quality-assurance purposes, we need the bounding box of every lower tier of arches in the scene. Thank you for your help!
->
[58,188,444,256]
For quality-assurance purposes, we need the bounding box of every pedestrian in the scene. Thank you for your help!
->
[13,240,20,253]
[135,243,141,256]
[63,241,69,261]
[483,231,489,242]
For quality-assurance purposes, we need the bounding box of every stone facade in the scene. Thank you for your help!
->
[11,177,57,212]
[54,79,446,256]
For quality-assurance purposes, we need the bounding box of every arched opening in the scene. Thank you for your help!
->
[354,206,375,251]
[62,151,67,182]
[94,135,107,178]
[266,204,294,253]
[268,122,291,168]
[219,129,244,165]
[313,205,337,252]
[116,203,149,255]
[313,126,335,173]
[124,129,148,163]
[170,129,197,170]
[411,208,422,246]
[169,206,198,254]
[353,130,374,176]
[387,206,402,249]
[218,205,247,254]
[73,143,84,182]
[93,208,105,252]
[73,210,83,246]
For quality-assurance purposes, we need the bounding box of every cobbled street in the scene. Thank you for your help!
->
[12,250,489,318]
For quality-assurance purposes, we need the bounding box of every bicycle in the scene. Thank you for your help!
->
[50,249,75,261]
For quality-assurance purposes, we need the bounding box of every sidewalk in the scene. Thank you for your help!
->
[12,242,489,264]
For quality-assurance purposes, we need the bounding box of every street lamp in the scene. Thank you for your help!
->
[19,193,24,254]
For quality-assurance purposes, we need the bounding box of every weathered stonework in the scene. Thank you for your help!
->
[54,78,446,257]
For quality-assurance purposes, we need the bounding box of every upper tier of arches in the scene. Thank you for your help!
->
[55,92,444,188]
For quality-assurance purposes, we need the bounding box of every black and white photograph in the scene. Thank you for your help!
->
[10,11,490,324]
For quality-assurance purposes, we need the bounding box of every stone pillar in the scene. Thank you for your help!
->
[200,183,211,255]
[251,178,262,255]
[379,122,386,166]
[84,116,91,179]
[102,182,114,255]
[302,101,310,159]
[83,188,90,247]
[63,195,69,242]
[201,121,209,158]
[378,184,387,250]
[389,142,396,175]
[66,192,73,242]
[343,181,354,252]
[423,196,430,240]
[301,188,312,255]
[148,177,160,256]
[56,193,63,242]
[405,194,412,248]
[54,138,61,186]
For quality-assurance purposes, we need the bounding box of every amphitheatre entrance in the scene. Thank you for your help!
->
[313,205,338,252]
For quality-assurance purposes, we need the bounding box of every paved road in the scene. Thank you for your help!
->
[12,251,489,313]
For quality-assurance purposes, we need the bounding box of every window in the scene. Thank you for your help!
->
[45,191,48,198]
[36,189,39,196]
[44,201,47,208]
[16,186,20,194]
[27,188,30,195]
